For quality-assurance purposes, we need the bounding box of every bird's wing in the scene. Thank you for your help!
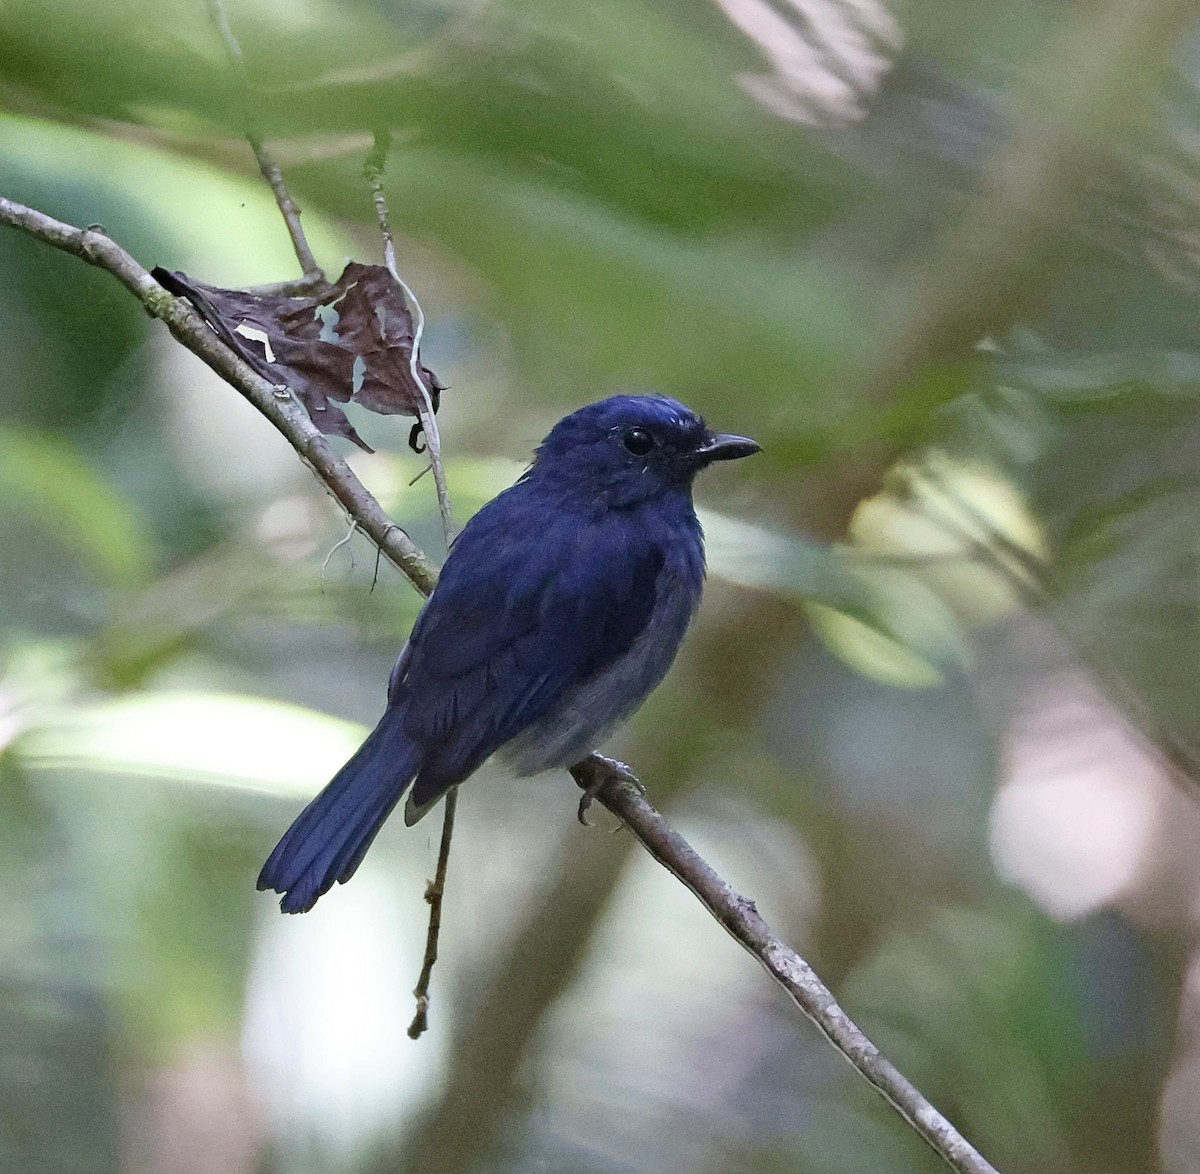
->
[391,491,666,812]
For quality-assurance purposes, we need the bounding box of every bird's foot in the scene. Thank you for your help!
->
[571,754,645,826]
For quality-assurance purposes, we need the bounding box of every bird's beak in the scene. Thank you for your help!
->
[694,432,762,463]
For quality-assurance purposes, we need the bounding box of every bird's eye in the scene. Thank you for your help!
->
[622,427,655,456]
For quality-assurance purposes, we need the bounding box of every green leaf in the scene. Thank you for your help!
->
[0,426,155,590]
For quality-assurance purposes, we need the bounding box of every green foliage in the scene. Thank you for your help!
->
[0,426,156,591]
[2,0,1200,1171]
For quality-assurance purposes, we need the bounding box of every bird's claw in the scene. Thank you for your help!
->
[572,754,644,825]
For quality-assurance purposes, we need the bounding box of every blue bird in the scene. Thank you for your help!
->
[258,395,759,913]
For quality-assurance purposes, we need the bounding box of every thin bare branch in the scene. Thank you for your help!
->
[364,130,455,541]
[321,515,358,585]
[0,195,436,594]
[363,128,459,1038]
[206,0,324,281]
[575,757,1001,1174]
[0,194,997,1174]
[407,787,457,1039]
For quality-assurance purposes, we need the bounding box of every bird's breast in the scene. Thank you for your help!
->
[503,556,703,775]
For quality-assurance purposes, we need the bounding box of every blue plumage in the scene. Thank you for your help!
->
[258,395,759,912]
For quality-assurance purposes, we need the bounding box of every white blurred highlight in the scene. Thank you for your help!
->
[711,0,901,126]
[19,691,363,796]
[243,875,445,1159]
[990,672,1166,921]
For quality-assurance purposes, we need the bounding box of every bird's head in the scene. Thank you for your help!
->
[530,395,760,509]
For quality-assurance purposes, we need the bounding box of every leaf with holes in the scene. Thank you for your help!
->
[152,262,446,453]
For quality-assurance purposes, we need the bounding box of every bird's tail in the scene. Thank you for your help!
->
[257,711,418,914]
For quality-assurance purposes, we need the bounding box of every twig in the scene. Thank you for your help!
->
[320,515,358,586]
[0,195,997,1174]
[575,756,1000,1174]
[206,0,324,281]
[0,196,437,595]
[407,788,456,1039]
[364,128,459,1038]
[363,130,455,540]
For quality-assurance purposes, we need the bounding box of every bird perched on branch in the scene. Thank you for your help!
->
[258,395,760,913]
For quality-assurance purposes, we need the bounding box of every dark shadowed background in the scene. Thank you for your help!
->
[4,0,1200,1170]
